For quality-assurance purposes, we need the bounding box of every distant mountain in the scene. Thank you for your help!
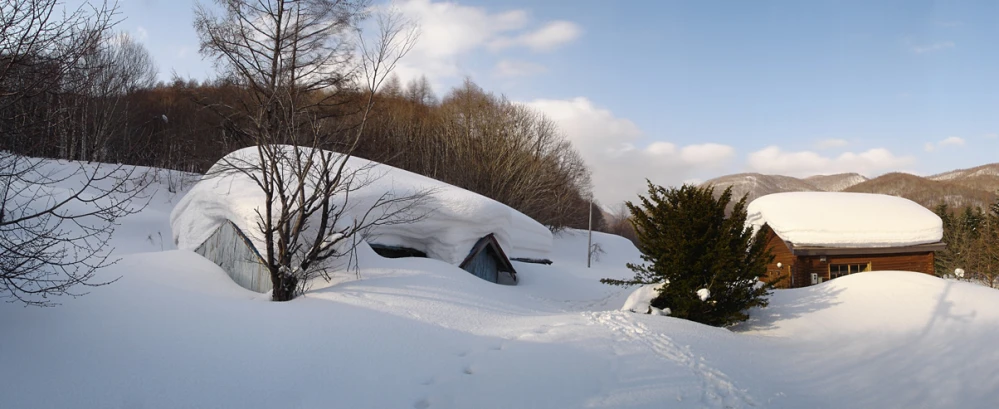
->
[701,173,820,203]
[804,173,868,192]
[928,163,999,194]
[701,163,999,211]
[844,172,997,210]
[928,163,999,182]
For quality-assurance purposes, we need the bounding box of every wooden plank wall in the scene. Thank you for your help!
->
[795,252,935,286]
[759,225,937,288]
[761,227,795,288]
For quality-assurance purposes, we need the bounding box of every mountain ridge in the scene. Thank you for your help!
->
[702,163,999,210]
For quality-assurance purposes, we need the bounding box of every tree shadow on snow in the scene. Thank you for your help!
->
[728,285,845,333]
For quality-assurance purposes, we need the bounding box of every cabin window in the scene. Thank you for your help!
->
[828,263,870,279]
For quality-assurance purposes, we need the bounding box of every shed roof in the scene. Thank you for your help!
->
[746,192,943,248]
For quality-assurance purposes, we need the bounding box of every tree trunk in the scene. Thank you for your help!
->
[270,269,299,301]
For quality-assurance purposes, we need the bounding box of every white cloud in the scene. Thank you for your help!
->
[925,136,966,151]
[524,97,736,206]
[939,136,965,146]
[490,20,582,52]
[494,60,547,78]
[985,133,998,139]
[816,138,849,150]
[135,26,149,42]
[909,41,955,54]
[746,146,915,177]
[391,0,581,86]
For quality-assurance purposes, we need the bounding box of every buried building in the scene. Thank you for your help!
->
[746,192,945,288]
[170,146,552,293]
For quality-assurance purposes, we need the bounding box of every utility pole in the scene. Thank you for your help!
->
[587,197,593,268]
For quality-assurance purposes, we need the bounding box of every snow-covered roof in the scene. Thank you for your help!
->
[746,192,943,248]
[170,146,553,266]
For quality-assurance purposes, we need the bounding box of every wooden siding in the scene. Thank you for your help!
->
[459,234,517,285]
[761,226,795,288]
[794,252,935,286]
[760,225,938,289]
[194,221,272,293]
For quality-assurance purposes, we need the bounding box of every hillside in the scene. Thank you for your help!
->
[844,172,998,209]
[700,173,820,203]
[703,163,999,210]
[803,173,868,192]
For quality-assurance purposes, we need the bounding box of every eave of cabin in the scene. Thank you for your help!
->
[788,241,947,256]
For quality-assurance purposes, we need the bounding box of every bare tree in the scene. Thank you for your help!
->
[0,0,147,306]
[195,0,419,301]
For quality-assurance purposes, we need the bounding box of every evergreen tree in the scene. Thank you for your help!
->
[602,182,774,326]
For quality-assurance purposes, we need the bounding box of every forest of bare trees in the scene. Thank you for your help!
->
[1,0,601,232]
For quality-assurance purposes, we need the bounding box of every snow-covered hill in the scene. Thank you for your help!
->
[803,172,868,192]
[700,173,821,203]
[1,161,998,409]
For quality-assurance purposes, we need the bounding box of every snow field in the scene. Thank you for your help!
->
[1,161,998,408]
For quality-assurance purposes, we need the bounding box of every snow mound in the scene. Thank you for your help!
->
[741,271,999,339]
[170,146,552,265]
[621,283,665,313]
[746,192,942,247]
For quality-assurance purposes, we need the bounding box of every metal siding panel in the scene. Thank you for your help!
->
[194,221,271,293]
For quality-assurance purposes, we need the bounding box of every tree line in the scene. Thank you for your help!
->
[935,201,999,288]
[1,2,599,233]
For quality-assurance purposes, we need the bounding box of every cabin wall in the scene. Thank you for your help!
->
[762,227,795,288]
[195,221,273,293]
[793,252,935,287]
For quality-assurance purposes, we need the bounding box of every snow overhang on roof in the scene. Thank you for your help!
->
[746,192,943,248]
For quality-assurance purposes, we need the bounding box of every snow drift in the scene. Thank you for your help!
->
[746,192,943,247]
[170,146,553,266]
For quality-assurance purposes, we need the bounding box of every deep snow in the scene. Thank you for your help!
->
[171,146,553,266]
[2,162,998,409]
[746,191,943,248]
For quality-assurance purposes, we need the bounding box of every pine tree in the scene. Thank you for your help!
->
[601,182,774,326]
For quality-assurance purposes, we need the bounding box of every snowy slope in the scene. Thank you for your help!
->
[701,173,821,203]
[803,173,868,192]
[2,161,999,409]
[747,192,943,247]
[928,163,999,181]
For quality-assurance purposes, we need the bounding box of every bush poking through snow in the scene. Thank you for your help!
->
[602,182,775,327]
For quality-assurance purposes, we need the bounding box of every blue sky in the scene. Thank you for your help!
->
[109,0,998,205]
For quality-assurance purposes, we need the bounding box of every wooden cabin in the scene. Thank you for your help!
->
[747,192,945,289]
[760,225,944,288]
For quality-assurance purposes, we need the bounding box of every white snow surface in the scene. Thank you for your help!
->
[3,160,999,409]
[746,191,943,247]
[170,146,552,265]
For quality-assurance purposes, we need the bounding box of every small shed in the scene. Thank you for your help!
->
[747,192,945,288]
[459,234,518,285]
